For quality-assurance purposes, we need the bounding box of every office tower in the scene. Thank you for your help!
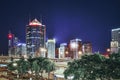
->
[13,37,20,57]
[16,43,27,57]
[59,43,67,59]
[26,18,46,57]
[8,31,20,57]
[70,39,82,59]
[111,28,120,53]
[82,42,92,55]
[46,39,56,59]
[8,31,14,56]
[110,40,118,53]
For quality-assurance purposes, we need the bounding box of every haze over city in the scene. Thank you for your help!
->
[0,0,120,54]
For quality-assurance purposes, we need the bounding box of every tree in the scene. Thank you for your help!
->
[32,59,40,79]
[107,53,120,79]
[64,54,106,80]
[8,62,17,71]
[64,53,120,80]
[43,59,55,79]
[28,57,56,80]
[8,56,56,80]
[15,57,30,79]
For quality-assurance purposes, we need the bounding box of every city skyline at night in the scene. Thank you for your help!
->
[0,0,120,54]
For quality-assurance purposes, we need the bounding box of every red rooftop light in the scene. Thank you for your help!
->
[8,33,13,39]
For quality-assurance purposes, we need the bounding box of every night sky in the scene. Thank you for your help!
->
[0,0,120,54]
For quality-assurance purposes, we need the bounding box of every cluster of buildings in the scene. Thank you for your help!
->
[8,18,93,59]
[58,39,92,59]
[8,18,120,59]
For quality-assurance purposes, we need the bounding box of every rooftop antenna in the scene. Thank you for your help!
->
[29,13,31,23]
[40,14,42,24]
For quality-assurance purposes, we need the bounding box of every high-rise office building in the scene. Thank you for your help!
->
[59,43,67,59]
[26,18,46,57]
[70,39,82,59]
[110,40,119,53]
[8,31,21,57]
[8,31,14,56]
[16,43,27,57]
[46,39,56,59]
[111,28,120,53]
[82,42,92,54]
[111,28,120,46]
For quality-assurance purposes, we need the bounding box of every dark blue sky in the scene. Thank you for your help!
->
[0,0,120,54]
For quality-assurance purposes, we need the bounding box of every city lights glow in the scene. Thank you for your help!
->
[65,51,68,54]
[78,51,82,54]
[40,48,47,52]
[29,22,42,26]
[12,63,17,67]
[70,42,78,49]
[107,48,111,52]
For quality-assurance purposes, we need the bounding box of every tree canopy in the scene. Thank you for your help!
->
[64,53,120,80]
[8,56,55,79]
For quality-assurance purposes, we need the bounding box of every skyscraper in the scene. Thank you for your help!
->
[59,43,67,59]
[46,39,56,59]
[26,18,46,57]
[8,31,14,56]
[70,39,82,59]
[82,42,92,54]
[111,28,120,53]
[110,40,118,53]
[112,28,120,45]
[15,43,27,57]
[8,31,20,57]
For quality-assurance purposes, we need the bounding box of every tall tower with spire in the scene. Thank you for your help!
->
[8,31,14,56]
[26,18,46,57]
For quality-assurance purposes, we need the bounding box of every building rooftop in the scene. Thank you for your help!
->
[29,18,42,26]
[112,28,120,31]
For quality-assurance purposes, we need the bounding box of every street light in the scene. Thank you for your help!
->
[13,62,17,67]
[12,62,19,78]
[107,48,111,52]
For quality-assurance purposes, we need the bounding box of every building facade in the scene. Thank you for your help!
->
[82,42,92,55]
[8,31,21,57]
[46,39,56,59]
[110,40,119,53]
[15,43,27,57]
[26,19,46,57]
[8,31,15,57]
[59,43,67,59]
[70,39,82,59]
[111,28,120,53]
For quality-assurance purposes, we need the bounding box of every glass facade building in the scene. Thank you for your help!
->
[111,28,120,53]
[26,19,46,57]
[46,39,56,59]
